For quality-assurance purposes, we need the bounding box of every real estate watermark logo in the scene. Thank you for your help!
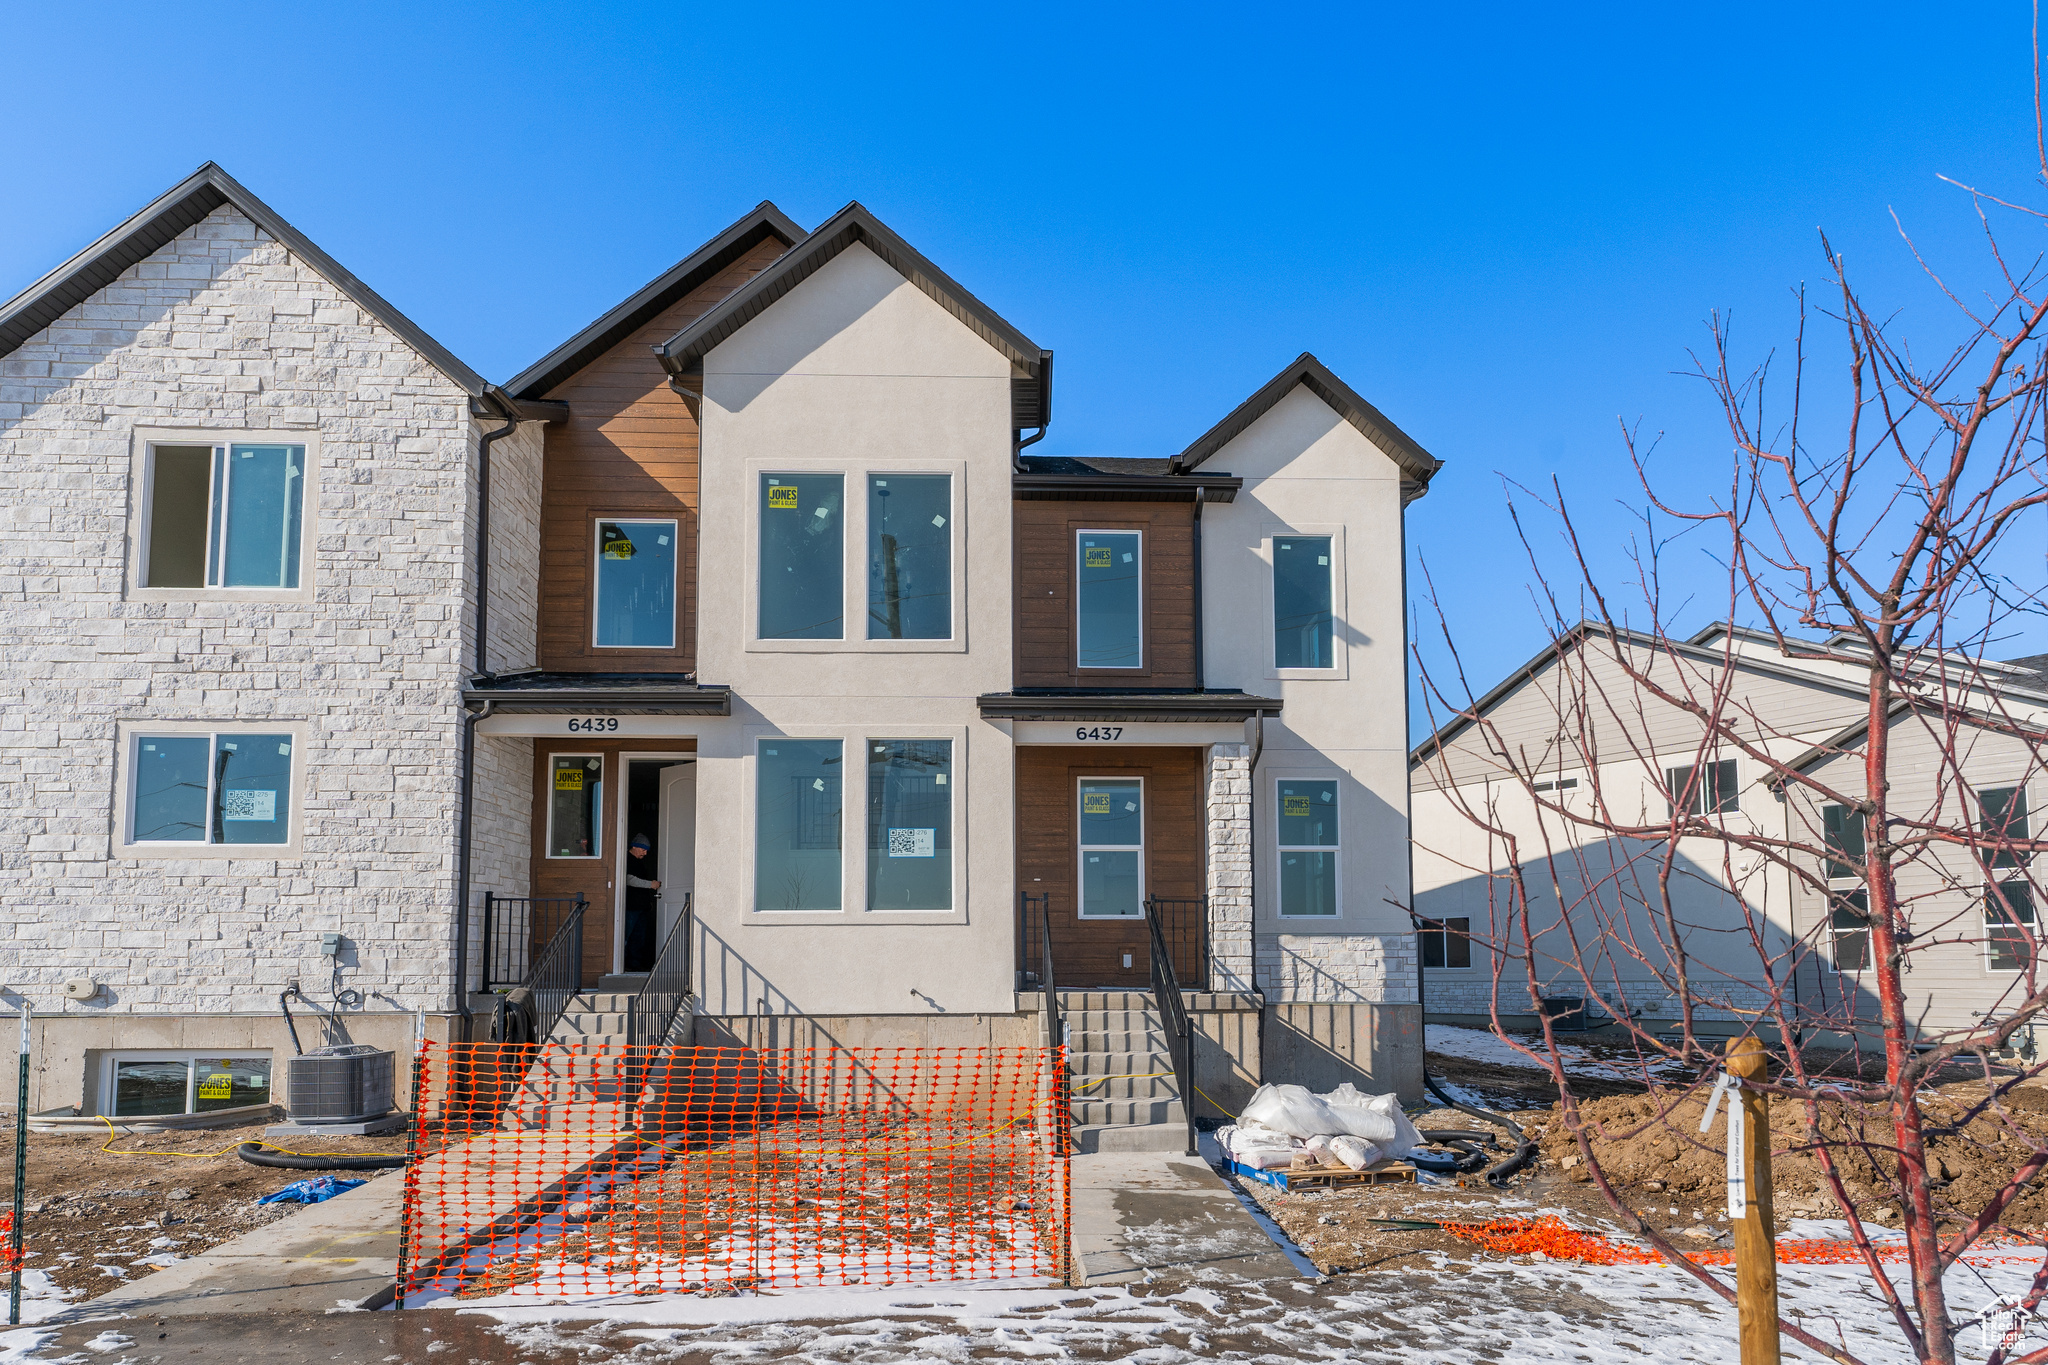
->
[1978,1294,2043,1354]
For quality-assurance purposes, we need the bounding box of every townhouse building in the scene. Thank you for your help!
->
[3,164,1438,1134]
[1410,624,2047,1040]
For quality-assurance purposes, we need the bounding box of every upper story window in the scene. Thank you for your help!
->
[1277,779,1339,916]
[593,519,677,649]
[143,442,305,588]
[1076,531,1142,669]
[1822,802,1866,880]
[1980,786,2032,869]
[760,475,845,640]
[130,731,293,845]
[868,476,951,639]
[1273,536,1334,669]
[867,739,952,909]
[1668,759,1738,817]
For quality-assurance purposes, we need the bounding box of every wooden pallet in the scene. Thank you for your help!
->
[1226,1157,1417,1191]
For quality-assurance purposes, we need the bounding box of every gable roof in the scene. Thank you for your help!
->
[654,201,1052,430]
[1407,620,1873,767]
[1172,352,1442,492]
[0,161,496,401]
[505,201,805,400]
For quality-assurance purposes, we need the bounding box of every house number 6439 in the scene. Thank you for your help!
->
[567,718,620,732]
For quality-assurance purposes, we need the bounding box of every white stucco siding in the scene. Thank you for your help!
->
[1197,386,1415,984]
[691,242,1019,1016]
[0,205,480,1016]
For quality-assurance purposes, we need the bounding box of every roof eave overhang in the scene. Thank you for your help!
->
[0,162,490,396]
[503,202,805,401]
[654,202,1051,429]
[976,692,1281,723]
[1012,473,1242,503]
[462,685,732,716]
[1174,352,1442,491]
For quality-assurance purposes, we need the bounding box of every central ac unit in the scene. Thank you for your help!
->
[285,1045,395,1123]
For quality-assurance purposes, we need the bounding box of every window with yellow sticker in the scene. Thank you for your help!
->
[109,1053,270,1117]
[549,755,603,858]
[1078,778,1143,917]
[1276,779,1338,916]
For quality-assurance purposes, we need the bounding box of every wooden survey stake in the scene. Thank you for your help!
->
[1726,1037,1780,1365]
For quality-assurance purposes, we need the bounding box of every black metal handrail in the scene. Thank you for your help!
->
[1144,897,1211,992]
[525,898,585,1046]
[1021,892,1069,1161]
[629,893,694,1049]
[1143,896,1199,1157]
[480,894,588,991]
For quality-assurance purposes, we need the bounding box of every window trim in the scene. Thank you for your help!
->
[743,459,969,655]
[1275,777,1342,919]
[545,753,607,860]
[1074,528,1147,673]
[114,720,306,860]
[1418,916,1473,971]
[590,517,681,651]
[100,1050,274,1119]
[127,428,319,605]
[1263,524,1350,681]
[1076,774,1146,919]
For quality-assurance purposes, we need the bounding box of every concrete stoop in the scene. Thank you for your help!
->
[1059,990,1191,1154]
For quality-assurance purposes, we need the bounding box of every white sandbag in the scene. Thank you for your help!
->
[1238,1147,1299,1170]
[1302,1134,1337,1165]
[1239,1083,1347,1139]
[1324,1084,1423,1156]
[1216,1123,1299,1170]
[1328,1135,1381,1171]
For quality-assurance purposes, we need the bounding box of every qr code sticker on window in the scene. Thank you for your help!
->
[888,828,935,858]
[221,789,277,822]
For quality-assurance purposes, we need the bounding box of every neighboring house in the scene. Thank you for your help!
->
[3,164,1441,1129]
[1409,623,2048,1040]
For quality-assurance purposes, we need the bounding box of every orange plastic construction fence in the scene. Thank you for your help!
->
[1440,1217,2042,1268]
[396,1042,1070,1304]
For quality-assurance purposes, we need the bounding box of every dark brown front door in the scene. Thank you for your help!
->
[1016,746,1203,988]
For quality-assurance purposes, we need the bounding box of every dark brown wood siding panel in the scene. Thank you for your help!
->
[1012,501,1198,688]
[1016,746,1203,988]
[536,237,787,673]
[529,737,698,987]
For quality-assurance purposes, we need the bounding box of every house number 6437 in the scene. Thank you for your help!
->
[1074,726,1124,741]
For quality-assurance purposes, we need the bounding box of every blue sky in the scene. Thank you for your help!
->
[5,2,2042,736]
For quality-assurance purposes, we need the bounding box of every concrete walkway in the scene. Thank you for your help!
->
[1068,1142,1311,1284]
[50,1171,407,1321]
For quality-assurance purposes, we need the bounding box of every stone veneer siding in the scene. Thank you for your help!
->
[1204,743,1253,992]
[0,205,489,1018]
[1257,933,1419,1005]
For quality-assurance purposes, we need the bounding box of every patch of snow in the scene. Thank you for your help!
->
[82,1331,133,1354]
[0,1269,78,1327]
[1427,1024,1687,1083]
[0,1328,57,1365]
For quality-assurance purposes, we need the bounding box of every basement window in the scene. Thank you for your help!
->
[143,442,305,588]
[105,1053,271,1118]
[129,732,294,845]
[1419,917,1472,970]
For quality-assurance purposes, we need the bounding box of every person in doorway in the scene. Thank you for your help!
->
[624,833,659,971]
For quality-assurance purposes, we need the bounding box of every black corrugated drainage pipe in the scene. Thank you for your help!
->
[1407,909,1538,1184]
[236,1144,407,1172]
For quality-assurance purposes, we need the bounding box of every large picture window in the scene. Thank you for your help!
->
[1078,777,1143,917]
[593,519,677,648]
[760,474,844,640]
[548,755,603,858]
[757,739,843,910]
[867,740,952,909]
[130,731,294,846]
[1075,531,1142,669]
[144,442,305,589]
[868,475,951,640]
[1277,779,1339,916]
[1273,536,1334,669]
[107,1053,272,1118]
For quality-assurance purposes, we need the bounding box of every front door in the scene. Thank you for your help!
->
[658,762,696,950]
[1017,746,1203,987]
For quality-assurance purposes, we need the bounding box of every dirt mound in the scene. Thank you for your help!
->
[1528,1081,2048,1228]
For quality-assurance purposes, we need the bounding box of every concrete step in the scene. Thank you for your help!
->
[1065,1049,1175,1077]
[504,1099,635,1134]
[1069,1122,1196,1155]
[1056,990,1158,1011]
[570,992,640,1012]
[1069,1097,1185,1127]
[1071,1027,1166,1053]
[552,1011,631,1037]
[1068,1072,1180,1101]
[1066,1008,1163,1032]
